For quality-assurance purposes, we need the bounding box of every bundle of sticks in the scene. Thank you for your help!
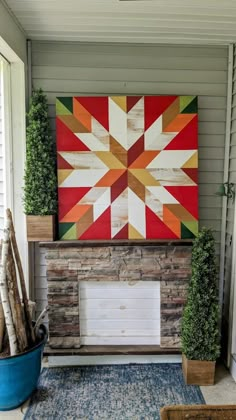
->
[0,209,35,356]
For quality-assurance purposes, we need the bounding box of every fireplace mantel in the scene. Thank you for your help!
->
[40,239,193,248]
[42,242,192,351]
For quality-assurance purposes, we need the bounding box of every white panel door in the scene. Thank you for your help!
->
[80,281,160,345]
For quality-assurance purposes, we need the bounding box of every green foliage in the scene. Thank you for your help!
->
[24,88,57,215]
[181,227,220,361]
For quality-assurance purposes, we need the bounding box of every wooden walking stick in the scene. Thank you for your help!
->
[0,212,18,355]
[6,209,35,345]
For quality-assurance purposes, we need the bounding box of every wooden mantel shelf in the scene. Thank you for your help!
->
[44,345,181,356]
[40,239,193,248]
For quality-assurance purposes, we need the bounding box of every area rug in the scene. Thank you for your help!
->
[24,364,205,420]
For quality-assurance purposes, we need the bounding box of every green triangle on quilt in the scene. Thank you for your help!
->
[59,222,76,239]
[180,96,198,114]
[181,221,198,238]
[56,97,73,115]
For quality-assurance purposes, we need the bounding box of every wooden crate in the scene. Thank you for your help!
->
[182,354,215,385]
[26,215,56,242]
[160,405,236,420]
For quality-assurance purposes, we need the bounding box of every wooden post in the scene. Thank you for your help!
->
[0,213,18,355]
[7,209,35,345]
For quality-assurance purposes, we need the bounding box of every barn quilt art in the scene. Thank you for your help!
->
[56,95,198,240]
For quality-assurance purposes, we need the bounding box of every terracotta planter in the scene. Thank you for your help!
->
[182,354,215,385]
[26,215,56,242]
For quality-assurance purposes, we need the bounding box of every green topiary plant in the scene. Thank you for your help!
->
[24,88,57,215]
[181,227,220,361]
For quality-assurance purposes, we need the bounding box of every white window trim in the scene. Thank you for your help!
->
[0,37,28,292]
[1,57,13,211]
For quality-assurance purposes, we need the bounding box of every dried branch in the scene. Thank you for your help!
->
[6,243,28,352]
[0,303,5,352]
[34,307,48,336]
[0,214,18,355]
[7,209,35,345]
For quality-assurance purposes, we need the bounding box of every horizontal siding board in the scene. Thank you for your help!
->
[34,79,227,97]
[32,66,227,84]
[199,196,222,208]
[199,184,222,196]
[199,172,223,184]
[199,134,225,148]
[31,43,228,58]
[199,159,223,172]
[199,147,224,159]
[32,53,228,72]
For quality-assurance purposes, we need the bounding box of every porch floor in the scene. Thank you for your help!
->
[1,362,236,419]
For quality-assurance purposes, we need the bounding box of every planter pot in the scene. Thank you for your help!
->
[182,354,215,385]
[26,215,56,242]
[160,405,236,420]
[0,325,47,411]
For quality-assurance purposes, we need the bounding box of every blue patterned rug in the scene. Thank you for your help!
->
[24,364,205,420]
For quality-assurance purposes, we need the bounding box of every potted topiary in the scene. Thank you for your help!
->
[181,227,220,385]
[24,88,57,241]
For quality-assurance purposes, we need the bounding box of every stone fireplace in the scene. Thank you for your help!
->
[42,241,192,351]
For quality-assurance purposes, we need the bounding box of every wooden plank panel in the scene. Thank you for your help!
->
[81,336,160,345]
[80,308,160,320]
[81,318,160,335]
[80,281,160,345]
[80,288,160,300]
[80,298,160,310]
[81,328,160,336]
[80,287,160,300]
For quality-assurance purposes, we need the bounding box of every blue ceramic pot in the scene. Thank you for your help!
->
[0,325,47,411]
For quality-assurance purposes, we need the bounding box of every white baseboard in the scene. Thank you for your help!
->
[48,354,181,367]
[230,355,236,382]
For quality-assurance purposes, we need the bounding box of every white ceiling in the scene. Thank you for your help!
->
[4,0,236,44]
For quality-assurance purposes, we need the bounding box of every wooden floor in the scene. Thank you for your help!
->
[44,345,180,356]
